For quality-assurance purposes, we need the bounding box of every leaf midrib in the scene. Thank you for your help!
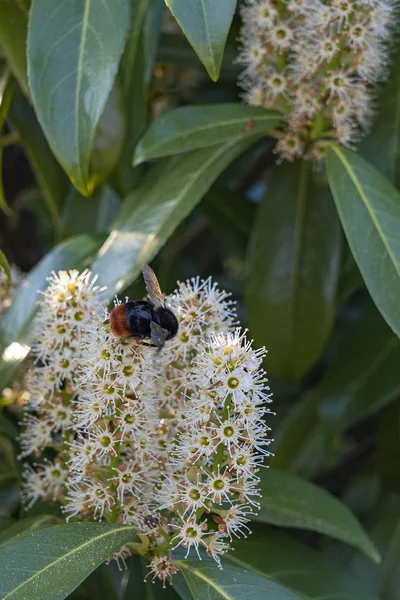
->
[178,563,232,600]
[331,145,400,279]
[199,0,215,72]
[226,555,306,599]
[254,492,377,560]
[75,0,91,189]
[141,112,279,153]
[1,524,134,599]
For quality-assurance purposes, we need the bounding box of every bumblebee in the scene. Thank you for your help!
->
[108,265,179,349]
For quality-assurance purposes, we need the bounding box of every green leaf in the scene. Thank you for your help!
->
[165,0,237,81]
[174,558,302,600]
[27,0,131,196]
[0,522,137,600]
[0,515,60,545]
[143,0,164,87]
[0,1,29,97]
[360,50,400,188]
[8,85,69,223]
[326,144,400,338]
[0,251,11,287]
[0,235,99,391]
[134,104,281,164]
[247,160,342,383]
[318,299,400,436]
[229,530,379,600]
[58,185,120,241]
[255,468,380,562]
[115,0,149,194]
[93,138,256,299]
[89,81,125,189]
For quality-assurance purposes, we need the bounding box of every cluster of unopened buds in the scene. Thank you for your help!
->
[238,0,399,161]
[19,268,272,586]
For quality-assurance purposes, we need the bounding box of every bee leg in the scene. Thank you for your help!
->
[140,341,157,348]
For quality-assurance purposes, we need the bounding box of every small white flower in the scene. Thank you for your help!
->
[205,533,230,568]
[172,518,208,559]
[109,464,145,504]
[147,556,178,587]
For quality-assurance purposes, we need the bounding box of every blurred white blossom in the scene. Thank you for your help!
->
[238,0,399,161]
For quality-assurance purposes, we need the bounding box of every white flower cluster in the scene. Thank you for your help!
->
[238,0,399,161]
[20,270,272,585]
[19,270,103,507]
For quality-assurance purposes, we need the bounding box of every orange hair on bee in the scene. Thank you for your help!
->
[109,304,131,337]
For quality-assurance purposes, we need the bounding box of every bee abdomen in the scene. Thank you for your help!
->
[109,304,131,337]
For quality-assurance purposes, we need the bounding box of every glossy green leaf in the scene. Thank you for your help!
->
[247,160,342,383]
[27,0,131,196]
[230,530,378,600]
[58,185,120,241]
[115,0,149,194]
[360,51,400,188]
[0,251,11,287]
[143,0,164,86]
[255,468,379,562]
[93,138,256,299]
[318,300,400,436]
[0,2,29,97]
[8,86,69,222]
[0,515,60,545]
[0,522,137,600]
[165,0,237,81]
[0,235,99,391]
[326,144,400,337]
[174,558,302,600]
[89,82,125,189]
[134,104,281,164]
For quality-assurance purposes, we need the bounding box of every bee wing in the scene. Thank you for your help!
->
[142,264,164,308]
[150,321,169,349]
